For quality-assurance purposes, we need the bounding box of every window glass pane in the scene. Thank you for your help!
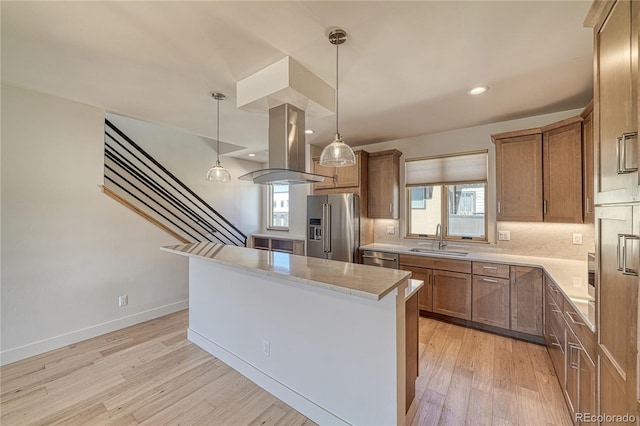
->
[270,184,289,228]
[408,186,442,235]
[447,183,485,238]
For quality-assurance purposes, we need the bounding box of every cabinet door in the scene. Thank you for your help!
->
[495,133,543,221]
[335,153,360,188]
[565,327,580,417]
[596,205,638,418]
[510,266,543,335]
[472,275,510,329]
[401,266,432,312]
[543,122,583,223]
[312,158,335,190]
[368,152,400,219]
[432,270,471,320]
[578,350,596,425]
[583,110,595,223]
[596,0,639,203]
[405,290,419,412]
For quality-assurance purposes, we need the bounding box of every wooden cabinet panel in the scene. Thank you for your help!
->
[405,290,419,412]
[543,121,584,223]
[565,326,580,416]
[495,132,543,221]
[582,105,595,223]
[596,205,638,416]
[472,261,510,279]
[335,162,359,188]
[578,350,596,425]
[398,254,471,274]
[311,158,335,190]
[432,270,472,320]
[367,150,401,219]
[401,265,432,312]
[510,266,543,336]
[595,0,639,203]
[472,275,510,329]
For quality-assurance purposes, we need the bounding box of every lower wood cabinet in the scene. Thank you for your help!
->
[405,289,419,412]
[432,270,472,320]
[471,275,510,329]
[511,266,543,336]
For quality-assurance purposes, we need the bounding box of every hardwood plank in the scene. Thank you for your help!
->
[466,387,493,425]
[438,367,473,425]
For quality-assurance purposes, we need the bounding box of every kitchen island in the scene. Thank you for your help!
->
[161,242,412,426]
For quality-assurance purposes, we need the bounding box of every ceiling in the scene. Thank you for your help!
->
[1,1,594,163]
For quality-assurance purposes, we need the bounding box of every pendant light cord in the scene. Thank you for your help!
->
[216,97,221,164]
[335,39,340,137]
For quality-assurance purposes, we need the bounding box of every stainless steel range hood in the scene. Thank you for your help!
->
[239,103,331,185]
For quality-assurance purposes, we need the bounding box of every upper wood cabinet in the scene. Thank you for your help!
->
[541,117,584,223]
[367,150,402,219]
[493,129,543,222]
[582,101,595,223]
[311,150,368,191]
[591,0,639,204]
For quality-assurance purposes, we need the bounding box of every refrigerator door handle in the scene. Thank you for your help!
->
[322,203,331,253]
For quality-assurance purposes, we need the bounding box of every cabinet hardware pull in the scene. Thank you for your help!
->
[482,266,498,270]
[497,201,501,215]
[616,132,638,174]
[617,234,639,276]
[566,311,585,326]
[585,198,591,214]
[481,278,498,283]
[389,203,392,213]
[547,283,559,293]
[550,302,561,314]
[362,254,397,262]
[543,200,548,214]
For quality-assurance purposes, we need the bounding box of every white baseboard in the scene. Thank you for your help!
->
[0,300,188,366]
[187,328,348,426]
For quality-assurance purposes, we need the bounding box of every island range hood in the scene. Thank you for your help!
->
[238,103,331,185]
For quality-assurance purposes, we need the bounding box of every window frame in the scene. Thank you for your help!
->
[267,184,290,231]
[405,181,488,242]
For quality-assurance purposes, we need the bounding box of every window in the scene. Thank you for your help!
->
[268,184,289,229]
[405,151,487,241]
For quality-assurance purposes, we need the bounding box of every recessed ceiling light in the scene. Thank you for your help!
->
[468,86,489,95]
[248,153,256,157]
[305,129,315,134]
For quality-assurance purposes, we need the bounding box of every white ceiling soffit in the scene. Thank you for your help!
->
[1,1,593,159]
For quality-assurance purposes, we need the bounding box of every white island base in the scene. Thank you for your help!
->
[163,243,410,426]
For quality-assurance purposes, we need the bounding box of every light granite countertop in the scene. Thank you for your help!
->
[162,242,410,301]
[360,243,595,331]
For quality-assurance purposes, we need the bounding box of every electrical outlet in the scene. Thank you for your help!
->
[498,230,511,241]
[386,225,395,235]
[118,295,128,307]
[263,340,270,357]
[572,233,583,245]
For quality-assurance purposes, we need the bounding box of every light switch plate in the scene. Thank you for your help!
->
[386,225,395,235]
[498,230,510,241]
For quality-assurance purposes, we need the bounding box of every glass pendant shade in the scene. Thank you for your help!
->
[206,160,231,182]
[319,133,356,167]
[206,92,230,182]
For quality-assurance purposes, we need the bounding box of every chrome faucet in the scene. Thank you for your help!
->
[435,223,447,250]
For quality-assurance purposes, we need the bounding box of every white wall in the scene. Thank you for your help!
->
[0,85,190,364]
[106,113,262,235]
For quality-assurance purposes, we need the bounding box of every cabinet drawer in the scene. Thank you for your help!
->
[564,303,595,362]
[472,262,510,279]
[399,254,471,274]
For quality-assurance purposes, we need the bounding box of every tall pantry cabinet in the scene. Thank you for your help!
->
[585,0,640,419]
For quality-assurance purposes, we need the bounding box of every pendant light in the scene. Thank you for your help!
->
[319,29,356,168]
[206,92,231,182]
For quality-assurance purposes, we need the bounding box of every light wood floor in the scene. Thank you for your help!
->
[1,310,572,425]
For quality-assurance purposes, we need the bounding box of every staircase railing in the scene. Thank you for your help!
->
[103,119,247,247]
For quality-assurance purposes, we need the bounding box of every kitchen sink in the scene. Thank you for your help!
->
[408,248,468,257]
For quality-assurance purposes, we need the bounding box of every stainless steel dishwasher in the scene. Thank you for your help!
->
[361,250,399,269]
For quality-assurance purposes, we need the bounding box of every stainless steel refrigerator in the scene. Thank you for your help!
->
[307,194,359,262]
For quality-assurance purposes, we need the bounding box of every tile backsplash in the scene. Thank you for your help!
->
[372,219,595,261]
